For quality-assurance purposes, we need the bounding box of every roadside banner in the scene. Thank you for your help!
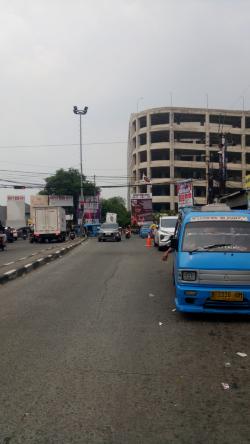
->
[6,195,26,228]
[131,193,153,226]
[83,195,100,224]
[49,195,74,207]
[106,213,117,223]
[245,174,250,190]
[177,180,193,209]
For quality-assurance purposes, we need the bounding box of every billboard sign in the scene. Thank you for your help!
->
[6,195,26,228]
[49,195,74,207]
[30,195,48,207]
[131,193,153,226]
[177,180,193,209]
[83,195,100,224]
[106,213,117,223]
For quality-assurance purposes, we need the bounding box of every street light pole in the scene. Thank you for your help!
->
[73,105,88,226]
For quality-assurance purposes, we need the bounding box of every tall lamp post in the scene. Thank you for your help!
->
[73,105,88,201]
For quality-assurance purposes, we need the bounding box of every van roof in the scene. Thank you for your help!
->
[183,210,250,223]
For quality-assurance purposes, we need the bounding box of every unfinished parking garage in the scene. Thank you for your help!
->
[128,106,249,211]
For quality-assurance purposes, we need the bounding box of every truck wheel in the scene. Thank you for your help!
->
[98,238,101,242]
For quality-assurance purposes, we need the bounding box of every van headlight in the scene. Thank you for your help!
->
[181,271,197,281]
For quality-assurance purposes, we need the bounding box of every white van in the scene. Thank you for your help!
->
[154,216,178,250]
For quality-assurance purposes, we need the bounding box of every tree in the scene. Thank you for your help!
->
[40,168,99,220]
[101,196,130,227]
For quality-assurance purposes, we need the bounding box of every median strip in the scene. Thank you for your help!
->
[0,238,87,285]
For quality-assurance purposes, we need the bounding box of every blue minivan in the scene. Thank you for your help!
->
[171,205,250,314]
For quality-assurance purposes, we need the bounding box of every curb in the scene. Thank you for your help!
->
[0,238,86,286]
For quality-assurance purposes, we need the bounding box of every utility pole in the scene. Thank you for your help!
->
[218,133,227,196]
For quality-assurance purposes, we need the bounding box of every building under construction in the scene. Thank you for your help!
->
[127,106,250,212]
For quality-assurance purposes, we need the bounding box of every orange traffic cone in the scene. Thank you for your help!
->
[146,234,152,248]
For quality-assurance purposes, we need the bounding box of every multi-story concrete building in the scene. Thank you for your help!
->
[127,106,250,212]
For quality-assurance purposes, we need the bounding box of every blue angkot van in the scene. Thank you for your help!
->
[171,205,250,314]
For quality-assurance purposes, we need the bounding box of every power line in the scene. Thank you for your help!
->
[0,141,127,150]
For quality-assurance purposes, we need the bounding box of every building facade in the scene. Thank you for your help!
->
[127,106,250,212]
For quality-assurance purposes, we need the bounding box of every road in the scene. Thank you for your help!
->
[0,236,249,443]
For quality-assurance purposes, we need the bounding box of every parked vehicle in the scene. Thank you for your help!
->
[30,206,66,243]
[6,228,14,243]
[69,231,76,240]
[154,216,178,250]
[139,222,153,238]
[84,223,101,237]
[17,227,30,240]
[0,234,7,251]
[98,223,121,242]
[171,205,250,314]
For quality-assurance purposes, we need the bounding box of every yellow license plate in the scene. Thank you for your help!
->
[211,291,244,302]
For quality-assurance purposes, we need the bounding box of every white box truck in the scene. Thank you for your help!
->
[30,206,67,243]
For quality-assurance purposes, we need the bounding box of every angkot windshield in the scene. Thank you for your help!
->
[182,221,250,252]
[161,219,177,228]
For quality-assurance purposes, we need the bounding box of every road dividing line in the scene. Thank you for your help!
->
[4,269,16,275]
[3,262,15,266]
[18,257,27,261]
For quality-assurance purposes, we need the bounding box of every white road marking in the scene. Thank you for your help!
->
[4,269,16,275]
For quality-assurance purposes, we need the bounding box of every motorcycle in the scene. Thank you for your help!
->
[125,229,131,239]
[69,231,76,240]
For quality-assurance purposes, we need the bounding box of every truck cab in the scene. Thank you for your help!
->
[171,205,250,314]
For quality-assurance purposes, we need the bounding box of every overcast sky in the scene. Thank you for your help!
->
[0,0,250,204]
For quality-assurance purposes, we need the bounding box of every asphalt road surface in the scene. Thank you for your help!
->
[0,236,249,443]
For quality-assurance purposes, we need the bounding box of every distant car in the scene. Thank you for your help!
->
[98,223,121,242]
[154,216,178,250]
[139,223,152,238]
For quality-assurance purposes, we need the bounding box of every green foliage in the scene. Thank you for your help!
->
[101,196,130,227]
[39,168,99,220]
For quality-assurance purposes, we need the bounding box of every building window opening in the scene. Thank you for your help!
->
[193,186,206,197]
[245,135,250,147]
[150,113,169,125]
[151,149,169,161]
[153,203,170,212]
[227,170,242,182]
[174,113,205,125]
[227,152,242,164]
[139,185,147,193]
[152,185,170,196]
[151,131,169,144]
[139,116,147,128]
[132,120,136,132]
[246,153,250,164]
[174,167,206,180]
[174,131,205,144]
[139,133,147,145]
[151,167,170,179]
[245,117,250,129]
[209,114,241,128]
[174,149,205,162]
[139,151,147,162]
[139,168,147,180]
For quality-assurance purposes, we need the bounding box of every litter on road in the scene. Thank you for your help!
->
[225,362,231,368]
[236,352,248,358]
[149,293,155,297]
[221,383,230,390]
[172,308,176,312]
[158,322,163,326]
